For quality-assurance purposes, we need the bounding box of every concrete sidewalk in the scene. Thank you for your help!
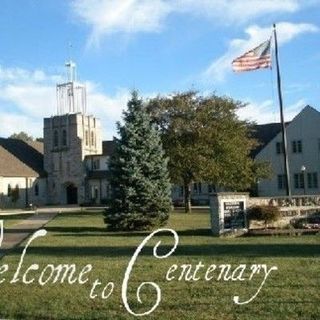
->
[0,206,105,216]
[0,212,58,252]
[0,210,36,216]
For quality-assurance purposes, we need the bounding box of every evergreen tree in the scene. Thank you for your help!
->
[104,91,172,231]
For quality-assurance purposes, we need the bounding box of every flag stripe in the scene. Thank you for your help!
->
[232,60,271,68]
[232,39,271,72]
[233,60,271,69]
[233,65,270,72]
[232,59,271,67]
[233,55,271,63]
[233,63,271,70]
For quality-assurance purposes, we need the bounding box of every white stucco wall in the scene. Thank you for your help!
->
[256,106,320,196]
[0,176,46,208]
[87,178,110,204]
[85,155,109,171]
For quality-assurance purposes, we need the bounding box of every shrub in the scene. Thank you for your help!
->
[291,213,320,229]
[247,205,280,229]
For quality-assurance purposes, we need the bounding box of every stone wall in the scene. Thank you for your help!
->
[248,195,320,217]
[44,113,102,204]
[210,193,320,233]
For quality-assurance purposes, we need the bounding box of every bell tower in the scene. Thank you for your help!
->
[56,61,87,115]
[43,62,102,205]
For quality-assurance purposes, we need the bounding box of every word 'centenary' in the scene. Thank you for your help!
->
[0,222,277,317]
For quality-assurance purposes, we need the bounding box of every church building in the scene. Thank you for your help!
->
[0,62,114,207]
[0,62,319,208]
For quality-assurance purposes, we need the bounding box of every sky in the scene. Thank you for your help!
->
[1,0,320,139]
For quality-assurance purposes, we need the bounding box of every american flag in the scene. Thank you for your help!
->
[232,39,272,72]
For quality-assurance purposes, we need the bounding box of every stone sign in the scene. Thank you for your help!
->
[223,201,245,229]
[210,193,248,236]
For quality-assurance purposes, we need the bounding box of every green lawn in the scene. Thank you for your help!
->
[0,210,319,320]
[1,213,34,228]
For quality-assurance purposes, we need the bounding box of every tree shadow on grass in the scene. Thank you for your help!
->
[1,214,33,220]
[5,243,319,258]
[46,227,212,237]
[45,226,109,233]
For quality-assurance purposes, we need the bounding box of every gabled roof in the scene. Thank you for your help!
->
[251,122,290,157]
[251,105,320,158]
[85,140,116,159]
[0,138,45,177]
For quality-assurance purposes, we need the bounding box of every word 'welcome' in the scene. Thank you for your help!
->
[0,221,277,317]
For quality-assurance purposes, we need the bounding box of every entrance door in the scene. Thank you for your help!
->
[66,184,78,204]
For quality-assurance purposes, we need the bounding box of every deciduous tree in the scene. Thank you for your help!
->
[147,91,270,213]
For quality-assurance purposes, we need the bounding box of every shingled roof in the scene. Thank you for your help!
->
[0,138,45,177]
[250,122,290,157]
[102,140,116,156]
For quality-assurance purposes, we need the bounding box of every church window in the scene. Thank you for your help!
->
[193,183,202,194]
[307,172,318,189]
[292,140,302,153]
[276,142,283,154]
[106,184,111,198]
[85,130,89,146]
[62,129,67,146]
[53,130,59,147]
[34,183,39,196]
[12,184,20,199]
[277,175,287,190]
[93,159,100,170]
[91,131,94,146]
[179,186,184,197]
[294,173,305,189]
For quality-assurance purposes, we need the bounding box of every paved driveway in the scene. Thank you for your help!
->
[0,212,58,255]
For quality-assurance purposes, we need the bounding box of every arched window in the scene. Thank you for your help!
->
[62,129,67,146]
[7,184,12,196]
[91,131,94,146]
[85,130,89,146]
[53,130,59,147]
[34,183,39,196]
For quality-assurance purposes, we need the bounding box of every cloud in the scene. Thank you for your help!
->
[0,62,311,140]
[71,0,304,46]
[0,112,43,139]
[0,66,62,84]
[0,65,130,139]
[71,0,172,47]
[1,84,56,118]
[202,22,319,82]
[85,83,131,137]
[237,98,307,124]
[172,0,300,23]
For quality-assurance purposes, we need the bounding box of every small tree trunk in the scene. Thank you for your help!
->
[184,182,192,213]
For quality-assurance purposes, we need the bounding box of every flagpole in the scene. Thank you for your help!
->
[273,23,291,197]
